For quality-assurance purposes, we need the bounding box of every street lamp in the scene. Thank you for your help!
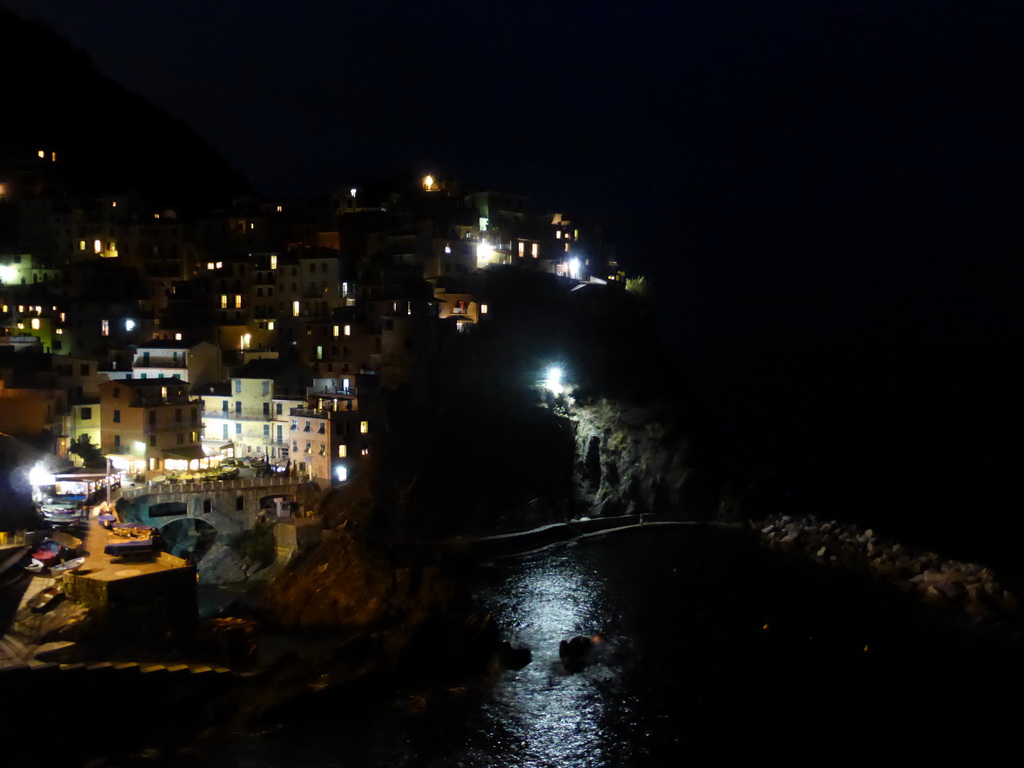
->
[544,366,564,395]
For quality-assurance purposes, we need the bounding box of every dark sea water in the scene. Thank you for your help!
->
[160,524,1022,766]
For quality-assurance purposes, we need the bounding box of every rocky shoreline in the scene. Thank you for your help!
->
[754,514,1021,630]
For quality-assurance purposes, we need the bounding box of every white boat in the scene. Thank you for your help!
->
[25,558,44,573]
[50,556,86,576]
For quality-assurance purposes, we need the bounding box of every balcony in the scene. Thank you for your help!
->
[144,422,197,434]
[207,409,272,422]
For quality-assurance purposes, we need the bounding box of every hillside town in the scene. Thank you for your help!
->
[0,156,626,509]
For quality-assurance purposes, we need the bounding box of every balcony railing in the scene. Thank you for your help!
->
[206,409,272,421]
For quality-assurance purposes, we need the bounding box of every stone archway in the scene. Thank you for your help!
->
[160,517,217,562]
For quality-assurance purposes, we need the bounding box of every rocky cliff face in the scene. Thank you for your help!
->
[565,398,719,521]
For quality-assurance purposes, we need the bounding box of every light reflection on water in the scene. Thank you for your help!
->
[449,548,637,768]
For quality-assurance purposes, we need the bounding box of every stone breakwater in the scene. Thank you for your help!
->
[754,515,1020,622]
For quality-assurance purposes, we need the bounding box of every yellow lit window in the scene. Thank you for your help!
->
[292,300,300,317]
[220,295,228,309]
[333,325,340,337]
[112,201,117,208]
[360,421,368,434]
[276,205,283,213]
[267,320,275,331]
[234,294,242,309]
[94,239,102,254]
[174,332,182,340]
[532,243,539,258]
[270,254,278,270]
[564,243,570,252]
[161,386,168,398]
[30,318,40,330]
[55,328,63,335]
[38,150,45,158]
[207,262,215,270]
[518,242,525,258]
[79,240,86,251]
[338,445,347,458]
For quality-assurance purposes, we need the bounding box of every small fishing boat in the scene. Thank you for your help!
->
[50,556,86,576]
[27,586,63,612]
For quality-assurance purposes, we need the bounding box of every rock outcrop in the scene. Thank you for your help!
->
[756,514,1020,622]
[565,398,716,520]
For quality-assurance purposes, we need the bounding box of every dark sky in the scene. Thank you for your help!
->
[5,1,1023,352]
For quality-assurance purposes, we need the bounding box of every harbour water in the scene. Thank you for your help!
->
[164,524,1021,766]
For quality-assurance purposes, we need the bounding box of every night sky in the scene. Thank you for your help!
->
[6,1,1021,352]
[5,2,1024,547]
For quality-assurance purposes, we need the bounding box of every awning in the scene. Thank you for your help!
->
[162,446,208,461]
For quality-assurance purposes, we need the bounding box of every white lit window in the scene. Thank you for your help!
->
[333,325,340,337]
[216,261,223,269]
[124,318,135,331]
[30,318,40,330]
[267,320,275,331]
[556,231,562,239]
[93,239,102,253]
[335,465,348,482]
[481,304,488,314]
[444,245,451,254]
[518,242,525,257]
[174,332,182,341]
[344,324,351,336]
[532,243,539,258]
[207,262,215,270]
[316,345,323,360]
[101,320,109,336]
[361,447,369,456]
[276,205,283,212]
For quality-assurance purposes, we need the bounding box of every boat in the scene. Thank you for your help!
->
[27,586,63,612]
[104,538,158,556]
[24,558,44,574]
[108,522,157,539]
[50,556,86,576]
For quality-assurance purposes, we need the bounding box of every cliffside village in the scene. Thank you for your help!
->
[0,157,624,497]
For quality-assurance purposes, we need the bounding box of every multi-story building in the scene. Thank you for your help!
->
[98,379,204,474]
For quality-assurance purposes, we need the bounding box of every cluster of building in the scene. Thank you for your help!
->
[0,158,623,488]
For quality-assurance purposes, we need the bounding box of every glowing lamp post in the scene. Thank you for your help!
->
[544,366,565,396]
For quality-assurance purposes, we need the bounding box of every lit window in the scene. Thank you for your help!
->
[333,325,340,337]
[221,295,228,309]
[161,386,168,398]
[101,320,109,336]
[125,318,135,331]
[316,345,323,360]
[481,304,488,314]
[319,444,326,457]
[207,262,215,270]
[59,312,65,322]
[360,421,368,434]
[30,318,40,330]
[335,465,348,482]
[565,243,570,252]
[79,240,86,251]
[305,442,312,454]
[338,445,347,458]
[532,243,538,258]
[216,261,223,269]
[276,205,283,212]
[267,320,275,331]
[518,242,525,258]
[361,447,369,456]
[234,294,242,309]
[270,254,278,270]
[249,222,254,230]
[556,231,562,239]
[112,201,117,208]
[344,324,351,336]
[444,245,451,254]
[94,239,102,254]
[174,332,182,341]
[38,150,45,158]
[292,300,300,317]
